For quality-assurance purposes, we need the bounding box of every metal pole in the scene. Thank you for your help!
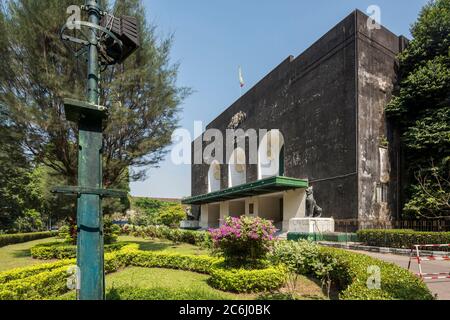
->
[76,0,104,300]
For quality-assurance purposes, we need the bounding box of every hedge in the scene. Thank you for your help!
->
[318,247,433,300]
[123,225,211,247]
[0,251,127,300]
[287,232,359,243]
[357,229,450,249]
[30,242,128,260]
[0,232,58,247]
[208,263,287,293]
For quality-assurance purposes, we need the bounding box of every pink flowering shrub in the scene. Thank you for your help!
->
[209,216,277,265]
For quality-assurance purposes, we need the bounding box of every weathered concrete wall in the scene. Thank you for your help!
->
[355,11,402,228]
[190,10,403,230]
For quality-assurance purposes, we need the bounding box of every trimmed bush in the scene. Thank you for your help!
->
[0,260,74,285]
[318,246,433,300]
[287,232,358,243]
[0,250,128,300]
[0,231,57,248]
[106,286,233,301]
[208,262,286,293]
[0,266,70,300]
[30,242,128,260]
[357,229,450,248]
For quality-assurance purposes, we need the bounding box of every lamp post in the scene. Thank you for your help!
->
[54,0,139,300]
[77,0,104,300]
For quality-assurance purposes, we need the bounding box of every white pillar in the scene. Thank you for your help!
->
[200,204,209,229]
[282,189,306,232]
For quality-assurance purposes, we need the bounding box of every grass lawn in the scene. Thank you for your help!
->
[118,235,208,255]
[0,237,62,272]
[59,267,327,300]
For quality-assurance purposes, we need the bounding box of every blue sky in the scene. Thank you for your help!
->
[130,0,428,199]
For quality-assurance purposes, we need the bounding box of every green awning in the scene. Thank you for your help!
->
[182,176,308,205]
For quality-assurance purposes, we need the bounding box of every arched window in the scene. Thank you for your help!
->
[228,147,246,187]
[258,130,285,179]
[208,160,221,193]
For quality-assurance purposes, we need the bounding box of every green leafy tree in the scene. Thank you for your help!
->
[386,0,450,218]
[131,198,186,227]
[0,104,42,231]
[0,0,189,194]
[158,204,186,228]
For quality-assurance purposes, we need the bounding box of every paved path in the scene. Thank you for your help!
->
[351,250,450,300]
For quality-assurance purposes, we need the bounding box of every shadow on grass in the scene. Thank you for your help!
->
[121,241,174,252]
[11,249,31,258]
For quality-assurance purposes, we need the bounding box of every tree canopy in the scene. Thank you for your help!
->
[0,0,189,230]
[0,0,189,187]
[386,0,450,218]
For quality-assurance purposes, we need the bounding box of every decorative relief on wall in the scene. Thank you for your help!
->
[227,111,247,129]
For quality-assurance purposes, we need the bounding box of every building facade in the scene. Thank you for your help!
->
[182,10,408,232]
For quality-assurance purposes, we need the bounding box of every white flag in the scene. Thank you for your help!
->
[238,66,245,88]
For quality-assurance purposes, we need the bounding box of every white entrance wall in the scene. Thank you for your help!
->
[282,189,306,232]
[258,195,282,223]
[229,200,245,217]
[200,203,220,229]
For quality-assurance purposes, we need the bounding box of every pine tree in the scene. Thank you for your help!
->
[386,0,450,218]
[0,0,190,192]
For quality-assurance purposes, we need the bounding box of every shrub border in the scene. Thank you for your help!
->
[357,229,450,249]
[208,263,286,293]
[0,232,58,248]
[318,246,433,300]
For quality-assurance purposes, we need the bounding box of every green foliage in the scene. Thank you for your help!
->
[105,285,233,301]
[0,250,126,300]
[209,216,277,266]
[357,229,450,248]
[0,231,57,248]
[103,217,121,244]
[0,259,74,285]
[385,0,450,218]
[0,0,190,191]
[30,242,128,260]
[208,262,286,293]
[125,246,220,274]
[58,217,120,245]
[123,224,211,247]
[0,242,434,300]
[158,205,186,228]
[11,209,44,234]
[131,198,187,227]
[269,240,320,275]
[319,247,433,300]
[269,240,336,296]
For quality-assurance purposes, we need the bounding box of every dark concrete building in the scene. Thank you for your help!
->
[182,10,407,232]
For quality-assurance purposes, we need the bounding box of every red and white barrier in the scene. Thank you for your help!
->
[408,244,450,280]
